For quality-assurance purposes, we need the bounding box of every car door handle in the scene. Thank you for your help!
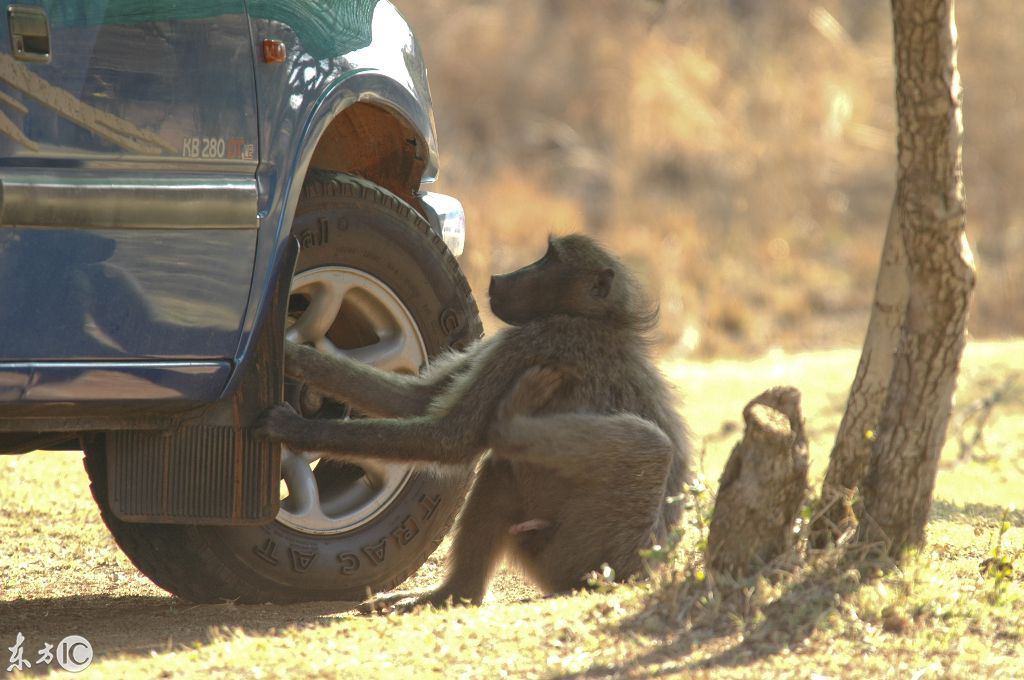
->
[8,5,50,63]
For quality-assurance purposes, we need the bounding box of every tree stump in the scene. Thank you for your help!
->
[706,386,809,577]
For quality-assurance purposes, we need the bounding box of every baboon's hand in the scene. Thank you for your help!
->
[497,366,564,422]
[490,366,563,448]
[283,341,319,381]
[253,402,305,443]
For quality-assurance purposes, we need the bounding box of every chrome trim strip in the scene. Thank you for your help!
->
[0,360,231,402]
[0,361,227,369]
[0,173,257,229]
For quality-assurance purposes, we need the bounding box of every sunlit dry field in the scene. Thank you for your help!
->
[1,340,1020,678]
[401,1,1024,356]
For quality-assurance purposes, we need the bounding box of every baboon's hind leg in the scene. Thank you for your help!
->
[363,457,519,611]
[491,369,674,592]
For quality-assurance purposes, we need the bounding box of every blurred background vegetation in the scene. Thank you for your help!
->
[401,0,1021,357]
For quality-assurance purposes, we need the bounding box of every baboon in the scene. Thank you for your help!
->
[258,234,690,607]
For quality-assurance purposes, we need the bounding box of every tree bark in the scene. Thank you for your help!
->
[707,387,808,577]
[855,0,975,557]
[812,204,908,546]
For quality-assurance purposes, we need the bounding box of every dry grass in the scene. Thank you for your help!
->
[1,339,1021,678]
[401,0,1024,356]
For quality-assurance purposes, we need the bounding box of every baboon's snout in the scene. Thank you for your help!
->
[488,274,507,300]
[488,274,513,318]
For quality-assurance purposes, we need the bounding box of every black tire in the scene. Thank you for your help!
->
[83,172,481,603]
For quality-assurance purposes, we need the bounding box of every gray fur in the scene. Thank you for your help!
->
[257,234,691,607]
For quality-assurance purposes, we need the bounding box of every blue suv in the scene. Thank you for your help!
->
[0,1,481,603]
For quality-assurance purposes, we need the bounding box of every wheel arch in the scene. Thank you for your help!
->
[275,70,439,245]
[305,100,430,212]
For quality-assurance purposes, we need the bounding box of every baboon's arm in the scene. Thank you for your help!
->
[284,341,475,418]
[260,335,531,463]
[256,402,489,464]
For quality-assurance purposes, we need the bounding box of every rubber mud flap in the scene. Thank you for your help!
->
[106,425,279,524]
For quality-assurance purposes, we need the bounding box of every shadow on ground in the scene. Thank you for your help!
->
[551,553,870,679]
[553,497,1023,677]
[930,499,1023,526]
[0,594,358,664]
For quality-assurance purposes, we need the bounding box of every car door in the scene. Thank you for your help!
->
[0,1,259,363]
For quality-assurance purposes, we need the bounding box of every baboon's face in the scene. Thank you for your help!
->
[489,236,616,326]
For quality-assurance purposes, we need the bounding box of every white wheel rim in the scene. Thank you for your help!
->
[276,266,426,535]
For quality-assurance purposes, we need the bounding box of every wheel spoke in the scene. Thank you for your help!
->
[286,279,351,345]
[344,337,404,370]
[392,331,429,373]
[312,335,345,357]
[281,447,319,517]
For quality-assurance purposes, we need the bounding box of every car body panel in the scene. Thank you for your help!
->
[0,0,441,417]
[0,1,259,369]
[0,225,254,360]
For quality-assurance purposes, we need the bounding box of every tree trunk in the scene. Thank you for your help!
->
[855,0,975,557]
[707,387,808,577]
[812,204,908,546]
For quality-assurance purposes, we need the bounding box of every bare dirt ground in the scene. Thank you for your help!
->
[1,341,1021,678]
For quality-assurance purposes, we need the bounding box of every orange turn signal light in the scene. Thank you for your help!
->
[262,39,286,64]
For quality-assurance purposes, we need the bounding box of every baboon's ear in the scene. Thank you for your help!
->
[592,268,615,299]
